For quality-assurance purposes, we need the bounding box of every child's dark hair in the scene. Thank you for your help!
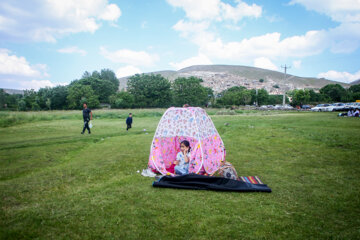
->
[129,113,132,115]
[180,140,191,152]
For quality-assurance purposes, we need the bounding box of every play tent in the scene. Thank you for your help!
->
[148,107,225,175]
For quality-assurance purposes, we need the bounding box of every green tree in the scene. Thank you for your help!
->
[67,84,99,109]
[216,86,254,106]
[91,71,101,79]
[172,77,208,106]
[45,98,51,110]
[348,84,360,101]
[0,89,7,109]
[268,95,289,105]
[100,69,119,89]
[23,89,38,110]
[320,84,346,102]
[109,91,135,108]
[127,74,172,107]
[0,90,22,110]
[71,77,116,103]
[308,89,321,103]
[291,89,311,106]
[50,86,68,109]
[349,84,360,93]
[37,87,52,109]
[257,89,269,105]
[18,99,26,111]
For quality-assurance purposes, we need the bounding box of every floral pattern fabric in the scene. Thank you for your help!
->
[148,107,225,175]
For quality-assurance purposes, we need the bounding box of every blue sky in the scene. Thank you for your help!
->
[0,0,360,90]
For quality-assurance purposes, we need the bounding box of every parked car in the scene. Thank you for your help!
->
[301,105,311,110]
[325,103,346,112]
[282,104,294,110]
[273,104,294,110]
[349,102,360,109]
[311,104,330,112]
[344,103,354,110]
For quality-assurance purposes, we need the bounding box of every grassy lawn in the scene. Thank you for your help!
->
[0,110,359,239]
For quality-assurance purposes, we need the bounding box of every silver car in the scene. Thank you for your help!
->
[311,104,330,112]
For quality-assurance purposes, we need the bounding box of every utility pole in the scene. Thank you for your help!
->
[281,64,291,105]
[255,88,258,106]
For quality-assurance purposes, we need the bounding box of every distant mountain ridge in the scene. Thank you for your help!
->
[350,79,360,85]
[1,88,24,95]
[119,64,350,94]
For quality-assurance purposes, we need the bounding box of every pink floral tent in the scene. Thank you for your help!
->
[148,107,225,176]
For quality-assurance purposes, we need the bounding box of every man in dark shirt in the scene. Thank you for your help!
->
[81,103,93,134]
[126,113,133,131]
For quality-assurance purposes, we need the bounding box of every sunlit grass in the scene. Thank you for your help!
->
[0,111,359,239]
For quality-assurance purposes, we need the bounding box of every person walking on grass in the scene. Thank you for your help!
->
[81,103,92,134]
[126,113,133,131]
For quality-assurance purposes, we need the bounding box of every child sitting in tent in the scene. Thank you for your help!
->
[174,140,191,175]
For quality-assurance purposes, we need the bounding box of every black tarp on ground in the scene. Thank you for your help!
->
[153,174,271,192]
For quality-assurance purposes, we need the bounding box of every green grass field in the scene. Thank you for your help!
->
[1,110,359,239]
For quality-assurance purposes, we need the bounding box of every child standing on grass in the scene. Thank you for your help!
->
[126,113,133,131]
[174,140,191,175]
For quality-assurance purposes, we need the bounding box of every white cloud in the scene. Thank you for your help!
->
[199,30,327,61]
[100,46,159,67]
[19,80,55,90]
[288,1,360,53]
[98,3,121,21]
[292,60,302,69]
[57,46,87,56]
[173,20,211,38]
[0,0,121,42]
[0,48,58,90]
[172,20,214,46]
[166,0,221,21]
[0,49,47,77]
[116,65,141,78]
[318,70,360,83]
[170,0,360,66]
[174,22,359,62]
[169,53,213,70]
[166,0,261,22]
[290,0,360,23]
[253,57,278,71]
[220,1,262,22]
[327,22,360,53]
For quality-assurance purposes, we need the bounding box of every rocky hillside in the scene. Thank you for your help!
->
[350,79,360,85]
[119,65,350,94]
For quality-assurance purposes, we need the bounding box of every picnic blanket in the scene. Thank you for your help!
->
[153,174,271,192]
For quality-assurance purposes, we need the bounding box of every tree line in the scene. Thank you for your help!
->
[289,84,360,106]
[1,69,360,111]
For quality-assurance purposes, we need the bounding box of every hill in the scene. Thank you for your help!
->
[1,88,24,95]
[119,65,350,94]
[350,79,360,85]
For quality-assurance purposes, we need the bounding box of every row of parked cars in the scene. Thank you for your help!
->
[259,104,294,110]
[310,102,360,112]
[257,102,360,111]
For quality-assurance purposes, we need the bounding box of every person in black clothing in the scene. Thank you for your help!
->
[126,113,133,131]
[81,103,93,134]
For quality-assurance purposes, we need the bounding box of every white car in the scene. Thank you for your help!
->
[273,104,294,110]
[325,103,346,112]
[311,104,330,112]
[349,102,360,109]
